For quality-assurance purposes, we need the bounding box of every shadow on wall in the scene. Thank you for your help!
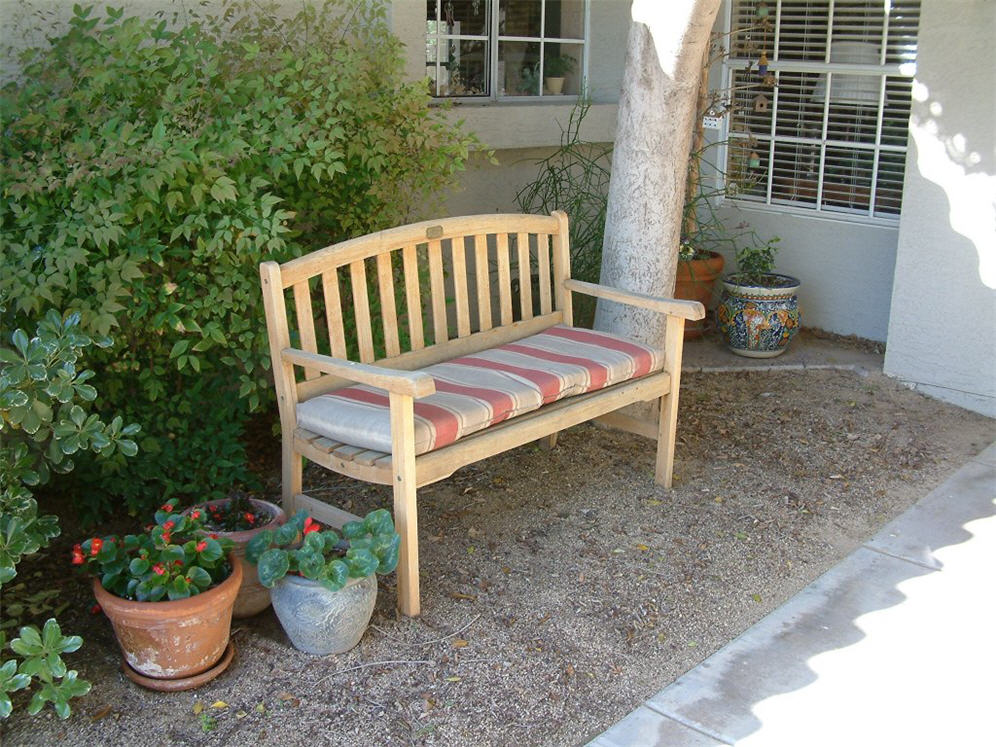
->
[906,58,995,289]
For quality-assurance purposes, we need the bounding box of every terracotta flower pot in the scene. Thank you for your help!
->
[187,498,286,617]
[674,251,725,339]
[94,554,242,687]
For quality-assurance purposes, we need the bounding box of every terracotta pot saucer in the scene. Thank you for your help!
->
[121,642,235,692]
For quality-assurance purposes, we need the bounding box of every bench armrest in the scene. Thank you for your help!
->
[563,279,705,321]
[281,348,436,398]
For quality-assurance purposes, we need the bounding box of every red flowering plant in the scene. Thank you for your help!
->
[200,493,274,533]
[74,499,234,602]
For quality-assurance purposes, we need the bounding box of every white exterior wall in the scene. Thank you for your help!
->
[883,0,996,417]
[714,205,899,341]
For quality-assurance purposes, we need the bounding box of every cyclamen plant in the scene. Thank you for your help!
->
[75,499,234,602]
[246,509,400,592]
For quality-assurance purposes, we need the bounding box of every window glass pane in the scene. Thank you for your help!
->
[429,0,489,36]
[822,145,874,212]
[499,40,541,95]
[874,151,906,217]
[770,141,819,206]
[546,0,585,39]
[775,1,829,62]
[881,76,914,146]
[542,42,581,95]
[501,0,542,37]
[437,38,489,96]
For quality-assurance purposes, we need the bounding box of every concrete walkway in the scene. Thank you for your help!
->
[589,336,995,746]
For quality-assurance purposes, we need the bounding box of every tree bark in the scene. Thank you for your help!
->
[594,0,722,345]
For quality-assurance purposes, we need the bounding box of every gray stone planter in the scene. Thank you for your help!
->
[269,573,377,655]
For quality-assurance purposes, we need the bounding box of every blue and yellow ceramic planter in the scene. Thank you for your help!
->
[717,273,801,358]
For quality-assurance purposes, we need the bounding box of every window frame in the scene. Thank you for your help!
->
[719,0,919,224]
[426,0,591,102]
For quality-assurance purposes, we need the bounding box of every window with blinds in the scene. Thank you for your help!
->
[723,0,920,221]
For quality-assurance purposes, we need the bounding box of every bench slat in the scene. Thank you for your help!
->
[537,233,552,315]
[451,237,471,338]
[293,280,320,380]
[350,260,375,363]
[376,252,401,357]
[474,234,492,332]
[402,244,425,352]
[428,239,448,345]
[516,231,533,320]
[496,233,513,326]
[321,269,348,358]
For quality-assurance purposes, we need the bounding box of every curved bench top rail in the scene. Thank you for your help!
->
[277,213,563,288]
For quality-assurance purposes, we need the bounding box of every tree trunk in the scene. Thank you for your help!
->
[594,0,722,345]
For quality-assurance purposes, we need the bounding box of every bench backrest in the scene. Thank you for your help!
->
[260,211,574,402]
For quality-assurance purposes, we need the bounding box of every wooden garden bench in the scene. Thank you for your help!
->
[259,211,703,616]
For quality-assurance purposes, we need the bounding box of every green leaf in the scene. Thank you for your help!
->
[321,559,348,592]
[256,548,289,588]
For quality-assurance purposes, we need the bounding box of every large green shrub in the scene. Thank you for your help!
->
[0,311,139,719]
[1,1,480,515]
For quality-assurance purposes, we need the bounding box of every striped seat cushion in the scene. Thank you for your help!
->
[296,325,664,456]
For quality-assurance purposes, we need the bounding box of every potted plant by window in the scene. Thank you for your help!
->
[246,509,400,655]
[76,500,239,691]
[185,493,286,618]
[676,239,726,339]
[543,54,576,94]
[717,237,801,357]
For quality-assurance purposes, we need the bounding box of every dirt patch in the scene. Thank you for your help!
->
[2,369,992,746]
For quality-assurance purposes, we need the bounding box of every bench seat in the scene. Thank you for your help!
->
[297,324,664,456]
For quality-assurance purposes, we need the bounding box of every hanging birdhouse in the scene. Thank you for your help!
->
[757,2,770,18]
[753,93,770,113]
[758,52,769,75]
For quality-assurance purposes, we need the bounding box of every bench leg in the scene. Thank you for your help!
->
[538,432,559,450]
[390,393,421,617]
[282,439,303,515]
[655,316,686,487]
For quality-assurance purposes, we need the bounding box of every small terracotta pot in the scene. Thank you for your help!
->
[187,498,286,617]
[94,554,242,684]
[675,251,725,339]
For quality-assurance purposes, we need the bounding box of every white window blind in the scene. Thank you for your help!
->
[723,0,920,221]
[426,0,588,100]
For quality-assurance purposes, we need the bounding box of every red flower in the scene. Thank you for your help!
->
[190,510,202,520]
[209,533,219,539]
[173,559,183,566]
[162,533,172,545]
[152,563,166,576]
[163,521,175,531]
[71,550,85,566]
[90,603,102,615]
[161,503,173,512]
[90,538,103,556]
[243,512,255,524]
[303,517,320,535]
[196,540,208,552]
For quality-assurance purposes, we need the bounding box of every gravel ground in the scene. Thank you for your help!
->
[2,367,993,746]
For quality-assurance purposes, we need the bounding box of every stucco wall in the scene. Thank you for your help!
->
[714,205,899,341]
[883,0,996,417]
